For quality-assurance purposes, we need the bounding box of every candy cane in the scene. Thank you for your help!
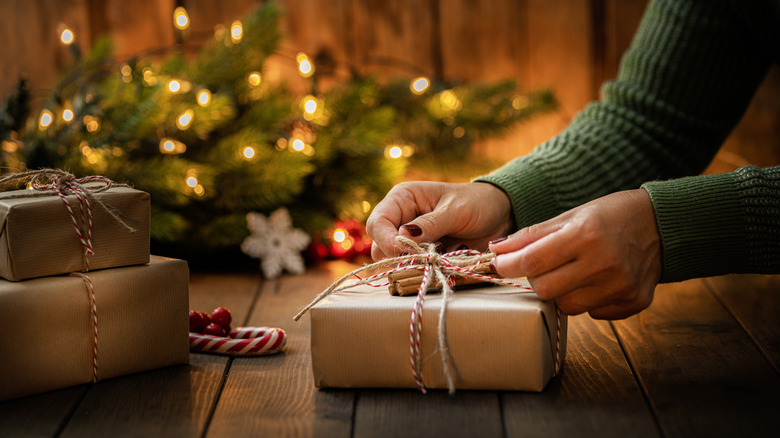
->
[189,327,286,356]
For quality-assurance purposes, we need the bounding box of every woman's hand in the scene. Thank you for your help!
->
[489,189,662,320]
[366,181,514,260]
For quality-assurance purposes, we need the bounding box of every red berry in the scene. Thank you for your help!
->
[211,307,232,330]
[189,310,211,333]
[203,323,226,337]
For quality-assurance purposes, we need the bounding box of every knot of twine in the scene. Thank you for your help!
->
[0,168,135,382]
[295,235,549,394]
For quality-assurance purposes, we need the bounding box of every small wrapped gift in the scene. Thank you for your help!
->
[0,170,150,281]
[296,238,567,393]
[0,256,189,401]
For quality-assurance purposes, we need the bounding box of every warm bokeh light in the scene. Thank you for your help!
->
[62,109,74,122]
[176,110,194,130]
[362,201,371,213]
[159,138,186,154]
[193,184,205,196]
[291,138,305,151]
[333,229,347,243]
[385,145,403,159]
[248,72,262,87]
[297,53,314,78]
[411,77,430,94]
[83,115,100,132]
[243,146,255,159]
[197,90,211,106]
[168,80,181,93]
[303,96,317,114]
[60,28,74,45]
[173,7,190,30]
[186,176,198,188]
[230,20,243,43]
[39,110,53,130]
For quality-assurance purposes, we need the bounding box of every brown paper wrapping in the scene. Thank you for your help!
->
[0,256,189,401]
[309,280,567,392]
[0,186,150,281]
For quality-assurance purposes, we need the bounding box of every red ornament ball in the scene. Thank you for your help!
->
[203,323,227,337]
[188,310,211,333]
[211,307,232,330]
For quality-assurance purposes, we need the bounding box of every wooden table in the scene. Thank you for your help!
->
[2,261,779,437]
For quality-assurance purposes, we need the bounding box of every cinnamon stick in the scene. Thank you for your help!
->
[388,260,498,296]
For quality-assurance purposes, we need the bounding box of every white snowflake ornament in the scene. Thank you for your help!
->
[241,208,311,279]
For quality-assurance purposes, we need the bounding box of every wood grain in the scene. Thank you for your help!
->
[206,262,356,438]
[0,385,88,437]
[702,274,780,373]
[502,314,660,438]
[612,278,780,438]
[56,270,261,438]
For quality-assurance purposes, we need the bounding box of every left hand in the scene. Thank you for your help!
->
[489,189,662,320]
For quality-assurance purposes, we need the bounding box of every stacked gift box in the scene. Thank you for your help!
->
[0,176,189,401]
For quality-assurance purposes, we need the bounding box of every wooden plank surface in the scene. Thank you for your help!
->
[703,274,780,374]
[56,271,260,438]
[0,385,88,438]
[502,314,660,438]
[612,278,780,438]
[206,262,356,438]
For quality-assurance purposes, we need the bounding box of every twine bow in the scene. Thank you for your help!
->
[294,236,554,394]
[0,169,135,382]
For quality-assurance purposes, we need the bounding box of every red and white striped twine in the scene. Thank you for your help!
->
[294,235,564,394]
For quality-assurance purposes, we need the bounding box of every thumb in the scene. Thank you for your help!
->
[399,210,450,245]
[489,218,563,254]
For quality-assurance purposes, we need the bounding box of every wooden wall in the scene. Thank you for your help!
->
[1,0,777,176]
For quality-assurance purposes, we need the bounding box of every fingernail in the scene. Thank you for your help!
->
[489,259,497,273]
[489,237,507,245]
[401,224,423,237]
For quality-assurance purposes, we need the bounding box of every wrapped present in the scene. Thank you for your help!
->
[0,256,189,401]
[295,237,567,393]
[0,170,150,281]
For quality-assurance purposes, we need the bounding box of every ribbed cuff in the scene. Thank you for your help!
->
[642,172,747,283]
[473,157,564,230]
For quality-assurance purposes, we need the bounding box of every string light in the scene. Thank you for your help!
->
[186,176,198,187]
[39,109,53,130]
[439,90,462,112]
[173,7,190,30]
[83,115,100,132]
[385,145,403,159]
[243,146,255,159]
[159,138,186,154]
[193,185,205,196]
[362,201,371,213]
[411,77,430,95]
[297,53,314,78]
[120,64,132,83]
[142,68,157,86]
[248,72,262,87]
[291,138,305,152]
[230,20,243,43]
[512,95,529,110]
[62,108,74,122]
[168,79,181,93]
[176,109,194,130]
[60,28,74,45]
[197,90,211,106]
[303,95,317,114]
[333,229,347,242]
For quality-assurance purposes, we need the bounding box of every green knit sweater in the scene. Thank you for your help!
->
[474,0,780,283]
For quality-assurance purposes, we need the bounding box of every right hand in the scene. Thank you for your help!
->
[366,181,515,260]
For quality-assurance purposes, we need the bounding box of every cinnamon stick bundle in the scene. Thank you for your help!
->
[388,260,498,296]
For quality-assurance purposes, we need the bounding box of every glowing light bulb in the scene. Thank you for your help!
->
[176,110,194,130]
[160,139,176,153]
[168,80,181,93]
[39,110,53,130]
[303,96,317,114]
[333,229,347,242]
[362,201,371,213]
[297,53,314,78]
[186,176,198,188]
[248,72,262,87]
[291,138,305,151]
[411,77,430,95]
[193,184,205,196]
[385,145,403,159]
[60,28,74,45]
[243,146,255,159]
[173,7,189,30]
[62,109,74,122]
[197,90,211,106]
[230,20,243,43]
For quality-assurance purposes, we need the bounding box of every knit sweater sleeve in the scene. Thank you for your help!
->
[474,0,778,281]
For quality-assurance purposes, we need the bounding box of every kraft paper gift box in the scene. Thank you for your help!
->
[0,186,150,281]
[308,280,567,392]
[0,256,189,401]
